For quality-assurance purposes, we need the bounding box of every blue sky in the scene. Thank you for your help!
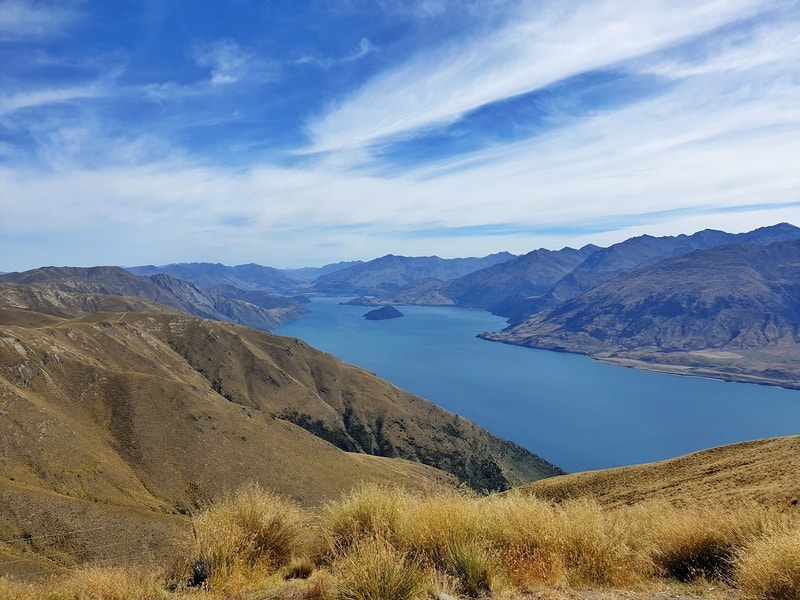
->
[1,0,799,271]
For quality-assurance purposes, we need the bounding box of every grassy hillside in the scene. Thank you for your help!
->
[2,437,799,598]
[520,435,800,509]
[0,302,561,576]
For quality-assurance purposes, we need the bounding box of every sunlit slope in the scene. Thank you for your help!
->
[0,309,558,511]
[520,436,800,508]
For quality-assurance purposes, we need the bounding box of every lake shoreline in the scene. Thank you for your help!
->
[277,298,800,473]
[478,332,800,392]
[594,356,800,391]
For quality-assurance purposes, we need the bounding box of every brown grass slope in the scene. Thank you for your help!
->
[0,282,180,321]
[520,435,800,509]
[0,305,559,571]
[0,309,558,505]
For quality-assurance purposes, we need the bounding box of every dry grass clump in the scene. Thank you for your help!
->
[735,524,800,600]
[644,500,786,583]
[319,484,406,552]
[482,494,650,589]
[188,482,310,589]
[396,489,495,596]
[441,538,494,597]
[332,537,424,600]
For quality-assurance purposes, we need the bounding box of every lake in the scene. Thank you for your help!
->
[275,298,800,473]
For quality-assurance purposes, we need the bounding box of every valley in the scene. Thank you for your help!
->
[2,222,800,594]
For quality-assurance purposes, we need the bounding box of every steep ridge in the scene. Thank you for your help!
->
[510,222,800,319]
[0,267,307,330]
[483,238,800,388]
[0,309,559,504]
[0,311,451,574]
[0,305,561,573]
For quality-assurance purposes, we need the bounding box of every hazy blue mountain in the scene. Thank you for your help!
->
[126,262,302,293]
[311,252,517,295]
[510,223,800,321]
[282,261,364,281]
[440,245,600,310]
[365,245,598,312]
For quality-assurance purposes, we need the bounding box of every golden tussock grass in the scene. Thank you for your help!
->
[735,524,800,600]
[3,482,800,599]
[185,482,311,592]
[642,500,789,583]
[332,537,425,600]
[0,565,170,600]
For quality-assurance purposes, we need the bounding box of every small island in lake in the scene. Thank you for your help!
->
[364,306,404,320]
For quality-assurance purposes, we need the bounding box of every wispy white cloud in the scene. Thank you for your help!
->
[638,13,799,80]
[1,1,798,270]
[0,0,79,40]
[293,37,375,68]
[0,84,104,116]
[138,39,277,105]
[346,37,373,62]
[304,0,771,154]
[190,38,274,86]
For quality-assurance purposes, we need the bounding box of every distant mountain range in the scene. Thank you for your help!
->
[119,254,519,297]
[310,252,518,295]
[127,262,304,293]
[281,260,364,282]
[0,266,308,330]
[366,223,800,318]
[481,227,800,388]
[4,222,799,389]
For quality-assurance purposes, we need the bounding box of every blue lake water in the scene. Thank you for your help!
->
[275,298,800,473]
